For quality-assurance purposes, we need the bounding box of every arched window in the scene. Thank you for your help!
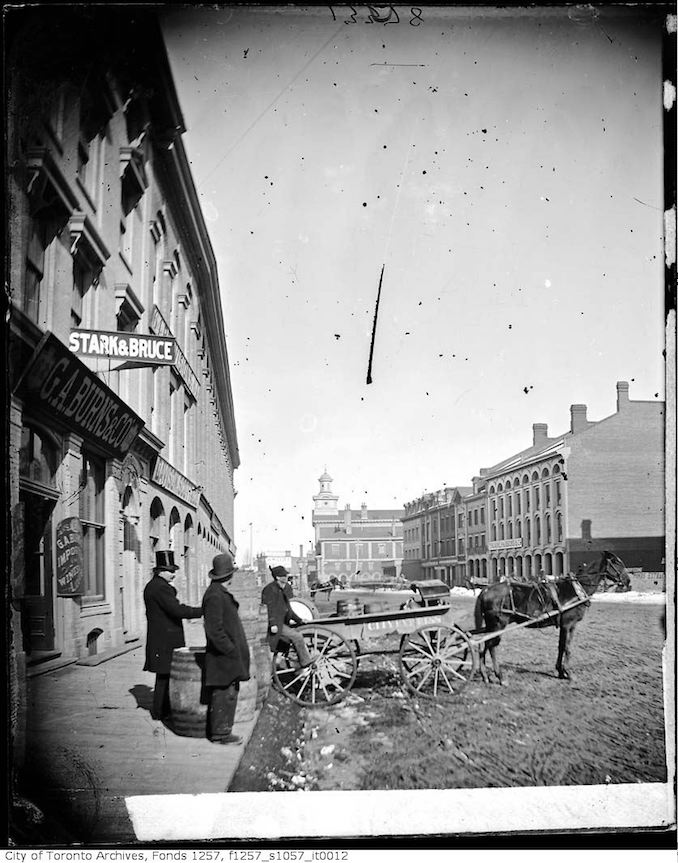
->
[542,467,550,478]
[535,516,541,545]
[508,521,513,539]
[546,513,551,543]
[556,512,563,543]
[150,497,166,549]
[525,518,531,545]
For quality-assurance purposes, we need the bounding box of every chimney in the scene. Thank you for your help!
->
[344,504,351,533]
[532,423,548,446]
[360,503,368,521]
[616,380,630,411]
[570,404,588,434]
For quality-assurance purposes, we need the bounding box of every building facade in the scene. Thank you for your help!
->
[7,6,239,735]
[483,381,664,579]
[403,382,665,584]
[402,487,473,585]
[312,471,403,582]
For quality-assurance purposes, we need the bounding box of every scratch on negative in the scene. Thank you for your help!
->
[366,265,385,385]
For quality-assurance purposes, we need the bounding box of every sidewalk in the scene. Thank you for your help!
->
[16,623,260,844]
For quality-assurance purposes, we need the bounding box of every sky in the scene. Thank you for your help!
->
[161,5,666,564]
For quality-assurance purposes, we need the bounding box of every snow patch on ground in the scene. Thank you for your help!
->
[449,585,665,604]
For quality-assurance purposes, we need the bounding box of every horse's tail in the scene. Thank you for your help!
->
[474,591,485,632]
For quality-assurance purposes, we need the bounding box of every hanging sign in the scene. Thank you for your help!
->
[56,517,85,596]
[16,332,144,459]
[69,329,177,365]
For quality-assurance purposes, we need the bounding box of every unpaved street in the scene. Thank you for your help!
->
[232,595,668,793]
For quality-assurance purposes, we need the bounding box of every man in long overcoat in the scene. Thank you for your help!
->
[202,551,250,745]
[143,549,203,721]
[261,565,313,666]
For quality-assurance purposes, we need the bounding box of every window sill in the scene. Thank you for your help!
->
[80,601,112,618]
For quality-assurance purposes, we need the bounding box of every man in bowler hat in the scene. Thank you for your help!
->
[143,549,203,721]
[202,551,250,744]
[261,565,313,667]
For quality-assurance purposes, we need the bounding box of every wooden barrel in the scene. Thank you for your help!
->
[337,598,363,617]
[169,647,208,738]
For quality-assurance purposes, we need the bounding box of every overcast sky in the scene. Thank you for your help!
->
[162,5,665,563]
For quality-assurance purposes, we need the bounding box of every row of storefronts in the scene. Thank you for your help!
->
[7,8,240,766]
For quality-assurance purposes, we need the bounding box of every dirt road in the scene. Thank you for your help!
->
[231,595,668,792]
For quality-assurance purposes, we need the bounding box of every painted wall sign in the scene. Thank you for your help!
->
[56,517,84,596]
[16,332,144,459]
[69,329,176,365]
[489,538,524,551]
[152,455,202,508]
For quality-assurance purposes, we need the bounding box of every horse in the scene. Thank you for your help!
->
[473,550,631,684]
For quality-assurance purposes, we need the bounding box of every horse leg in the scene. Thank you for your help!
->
[477,641,490,683]
[487,635,503,685]
[557,623,575,680]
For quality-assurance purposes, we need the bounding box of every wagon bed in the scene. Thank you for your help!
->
[273,584,594,706]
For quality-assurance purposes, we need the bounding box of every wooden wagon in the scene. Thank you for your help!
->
[273,579,594,706]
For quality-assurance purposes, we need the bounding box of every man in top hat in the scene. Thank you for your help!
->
[202,551,250,745]
[261,565,313,667]
[143,549,203,721]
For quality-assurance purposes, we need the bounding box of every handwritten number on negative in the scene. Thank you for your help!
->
[410,7,423,25]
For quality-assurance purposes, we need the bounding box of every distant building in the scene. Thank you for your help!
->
[403,382,665,584]
[402,487,473,585]
[312,471,403,582]
[255,546,314,591]
[482,381,665,579]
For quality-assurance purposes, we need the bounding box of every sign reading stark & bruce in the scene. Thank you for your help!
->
[56,517,84,596]
[69,329,177,364]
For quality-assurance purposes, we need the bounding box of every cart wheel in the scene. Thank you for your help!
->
[399,625,475,698]
[271,625,357,707]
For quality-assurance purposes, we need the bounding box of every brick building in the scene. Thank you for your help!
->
[402,487,472,584]
[7,6,239,741]
[312,471,403,583]
[403,382,665,584]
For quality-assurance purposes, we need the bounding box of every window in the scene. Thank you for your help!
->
[532,487,539,510]
[499,497,504,518]
[480,508,485,524]
[77,129,106,206]
[80,452,105,598]
[535,516,541,545]
[556,512,563,543]
[525,519,531,545]
[515,492,521,515]
[555,481,561,506]
[545,483,551,508]
[546,514,552,543]
[525,490,530,512]
[71,260,91,327]
[25,220,49,323]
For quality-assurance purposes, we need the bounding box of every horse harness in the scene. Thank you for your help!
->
[499,575,589,621]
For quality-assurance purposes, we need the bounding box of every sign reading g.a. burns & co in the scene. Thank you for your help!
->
[16,332,144,459]
[69,329,176,365]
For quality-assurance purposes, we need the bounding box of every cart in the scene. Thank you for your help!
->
[271,579,594,706]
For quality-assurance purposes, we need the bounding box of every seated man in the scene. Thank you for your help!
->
[261,566,314,668]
